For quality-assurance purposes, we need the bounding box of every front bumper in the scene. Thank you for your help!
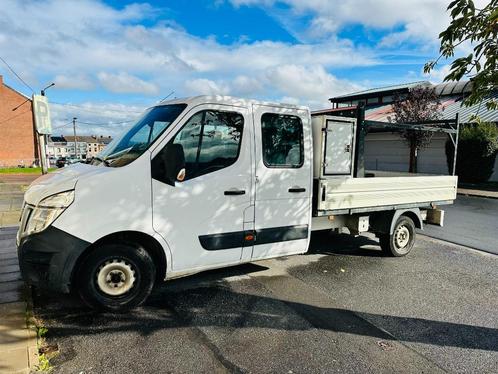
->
[17,226,91,293]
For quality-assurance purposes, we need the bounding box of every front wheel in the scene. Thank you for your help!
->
[76,243,156,311]
[379,216,416,257]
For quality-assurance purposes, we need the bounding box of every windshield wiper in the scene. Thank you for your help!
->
[93,156,110,167]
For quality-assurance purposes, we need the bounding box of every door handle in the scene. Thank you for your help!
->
[288,187,306,193]
[224,189,246,196]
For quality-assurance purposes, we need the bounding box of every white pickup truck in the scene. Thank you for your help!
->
[17,95,457,310]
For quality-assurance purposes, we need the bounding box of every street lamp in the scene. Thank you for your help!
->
[41,82,55,96]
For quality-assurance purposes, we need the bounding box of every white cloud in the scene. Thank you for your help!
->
[266,64,361,108]
[423,64,452,84]
[231,75,264,95]
[0,0,373,97]
[97,72,159,95]
[184,78,231,95]
[230,0,489,46]
[54,74,95,90]
[50,101,145,137]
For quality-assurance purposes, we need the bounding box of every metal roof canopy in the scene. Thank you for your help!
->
[364,116,460,176]
[329,81,431,103]
[364,118,459,134]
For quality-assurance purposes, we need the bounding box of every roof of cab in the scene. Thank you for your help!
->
[155,95,309,111]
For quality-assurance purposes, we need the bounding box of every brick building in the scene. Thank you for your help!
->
[0,75,38,167]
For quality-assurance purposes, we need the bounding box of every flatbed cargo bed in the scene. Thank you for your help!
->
[313,175,457,216]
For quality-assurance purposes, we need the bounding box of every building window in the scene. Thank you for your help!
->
[261,113,304,168]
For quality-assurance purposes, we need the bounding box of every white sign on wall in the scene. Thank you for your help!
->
[33,94,52,135]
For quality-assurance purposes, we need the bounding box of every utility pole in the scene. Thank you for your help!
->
[73,117,78,159]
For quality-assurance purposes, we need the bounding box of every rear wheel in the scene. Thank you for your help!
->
[379,216,416,257]
[76,243,156,311]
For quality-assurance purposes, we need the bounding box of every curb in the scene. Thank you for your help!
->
[457,190,498,200]
[0,300,39,373]
[0,226,38,373]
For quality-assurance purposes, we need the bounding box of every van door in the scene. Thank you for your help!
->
[324,119,354,175]
[251,104,312,260]
[151,104,253,272]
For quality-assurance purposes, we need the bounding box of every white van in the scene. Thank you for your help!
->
[17,96,456,310]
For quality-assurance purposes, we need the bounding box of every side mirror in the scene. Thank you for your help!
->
[152,143,186,186]
[176,168,186,182]
[164,143,186,183]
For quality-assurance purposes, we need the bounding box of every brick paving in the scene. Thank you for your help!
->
[0,174,36,227]
[0,227,38,373]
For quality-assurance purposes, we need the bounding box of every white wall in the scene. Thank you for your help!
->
[364,132,498,181]
[364,132,410,172]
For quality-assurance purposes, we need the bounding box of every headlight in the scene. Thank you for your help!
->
[24,190,74,236]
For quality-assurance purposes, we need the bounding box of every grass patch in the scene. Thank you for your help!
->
[27,304,58,373]
[37,353,52,372]
[0,167,56,174]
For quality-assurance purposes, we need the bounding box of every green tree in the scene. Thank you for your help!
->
[392,87,442,173]
[446,117,498,182]
[424,0,498,109]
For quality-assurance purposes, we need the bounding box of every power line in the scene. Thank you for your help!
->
[77,120,136,126]
[0,55,34,94]
[52,120,73,130]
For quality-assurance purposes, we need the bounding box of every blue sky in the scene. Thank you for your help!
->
[0,0,479,135]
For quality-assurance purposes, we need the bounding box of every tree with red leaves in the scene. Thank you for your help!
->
[392,87,442,173]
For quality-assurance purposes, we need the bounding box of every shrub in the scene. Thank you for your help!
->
[446,119,498,183]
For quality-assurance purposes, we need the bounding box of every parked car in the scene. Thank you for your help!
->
[55,157,67,168]
[67,158,82,165]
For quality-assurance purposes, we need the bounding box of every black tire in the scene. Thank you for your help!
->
[76,243,156,311]
[378,216,416,257]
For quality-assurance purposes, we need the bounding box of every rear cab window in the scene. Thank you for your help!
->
[261,113,304,168]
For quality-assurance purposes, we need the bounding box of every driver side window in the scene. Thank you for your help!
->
[153,109,244,185]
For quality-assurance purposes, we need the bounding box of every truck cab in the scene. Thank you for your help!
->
[17,96,315,310]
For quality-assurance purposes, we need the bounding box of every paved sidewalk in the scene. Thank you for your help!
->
[0,226,38,373]
[0,174,37,227]
[457,187,498,199]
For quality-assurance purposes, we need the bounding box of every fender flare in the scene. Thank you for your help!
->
[370,208,423,235]
[389,208,423,234]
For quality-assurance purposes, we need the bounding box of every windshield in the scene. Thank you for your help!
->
[93,104,187,167]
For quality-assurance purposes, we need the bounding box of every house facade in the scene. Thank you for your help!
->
[0,75,38,167]
[46,135,113,161]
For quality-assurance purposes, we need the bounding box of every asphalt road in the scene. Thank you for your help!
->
[422,195,498,254]
[32,232,498,374]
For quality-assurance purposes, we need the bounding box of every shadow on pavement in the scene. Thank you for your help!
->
[308,230,383,257]
[33,244,498,353]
